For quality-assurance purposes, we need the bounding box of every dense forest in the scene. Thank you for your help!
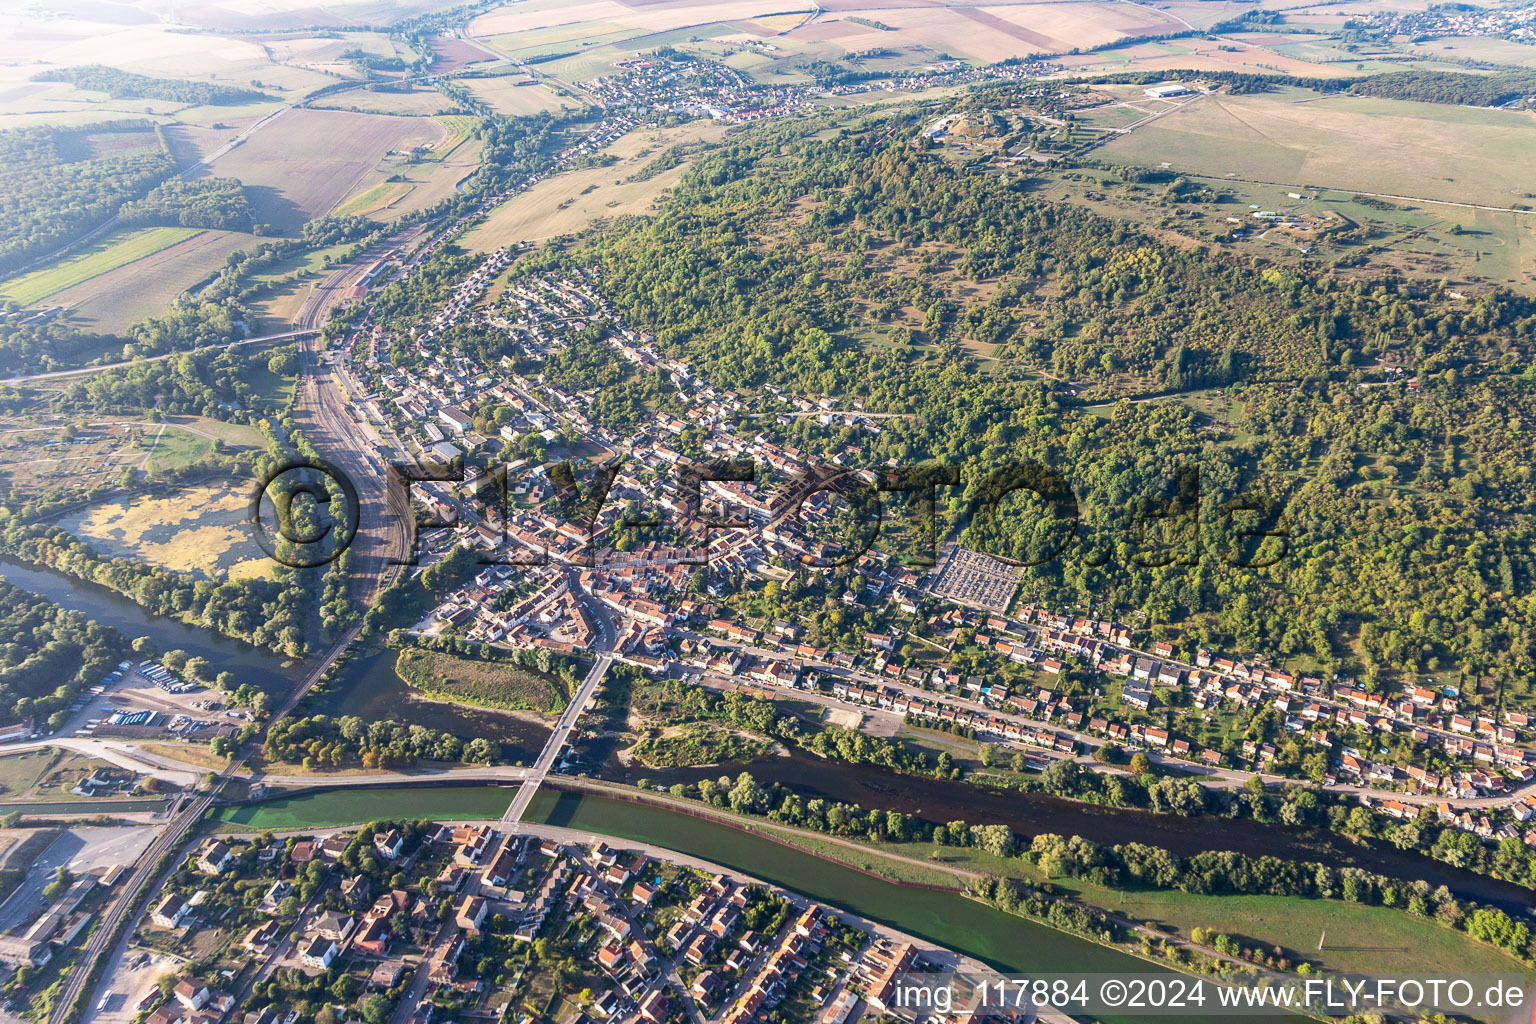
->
[31,66,270,105]
[1347,69,1536,107]
[57,344,290,422]
[0,578,129,729]
[117,177,253,231]
[500,103,1536,703]
[0,122,173,276]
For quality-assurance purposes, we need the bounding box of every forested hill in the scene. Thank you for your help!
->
[503,108,1536,700]
[31,65,272,105]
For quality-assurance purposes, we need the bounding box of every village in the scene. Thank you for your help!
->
[132,822,976,1024]
[321,247,1536,852]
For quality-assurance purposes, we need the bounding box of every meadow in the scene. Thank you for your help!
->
[0,226,201,307]
[395,647,569,714]
[461,122,729,251]
[1097,88,1536,209]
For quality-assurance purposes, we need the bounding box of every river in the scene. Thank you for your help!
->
[2,555,1526,915]
[311,643,551,761]
[606,748,1535,915]
[0,555,302,694]
[0,556,548,760]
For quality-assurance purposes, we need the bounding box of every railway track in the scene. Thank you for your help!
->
[45,762,241,1024]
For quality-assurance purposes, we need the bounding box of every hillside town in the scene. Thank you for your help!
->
[326,249,1536,854]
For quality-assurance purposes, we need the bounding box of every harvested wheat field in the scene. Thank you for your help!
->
[191,107,445,231]
[190,109,445,231]
[48,229,259,333]
[789,1,1184,62]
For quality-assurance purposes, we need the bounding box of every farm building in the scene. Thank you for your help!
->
[1144,83,1190,98]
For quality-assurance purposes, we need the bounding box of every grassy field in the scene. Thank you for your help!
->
[45,228,257,333]
[0,749,60,800]
[420,114,479,162]
[460,122,729,251]
[1097,88,1536,209]
[0,227,202,307]
[330,181,414,217]
[1057,876,1528,978]
[210,784,514,829]
[140,742,230,771]
[395,647,569,713]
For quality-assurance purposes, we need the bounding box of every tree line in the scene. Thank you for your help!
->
[31,66,271,105]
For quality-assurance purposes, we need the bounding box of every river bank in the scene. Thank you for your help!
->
[602,745,1533,915]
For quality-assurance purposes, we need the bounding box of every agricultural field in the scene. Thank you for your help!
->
[1399,35,1536,68]
[1095,88,1536,209]
[190,107,445,231]
[43,229,258,333]
[468,0,776,40]
[59,474,272,579]
[427,32,503,72]
[0,227,202,308]
[785,2,1182,63]
[394,648,570,714]
[461,121,730,250]
[312,85,458,116]
[462,74,576,116]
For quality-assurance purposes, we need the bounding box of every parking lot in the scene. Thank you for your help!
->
[68,667,247,743]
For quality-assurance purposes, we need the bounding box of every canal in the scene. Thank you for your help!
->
[526,787,1267,1024]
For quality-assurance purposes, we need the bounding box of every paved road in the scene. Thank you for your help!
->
[0,832,77,932]
[0,331,317,386]
[502,649,615,824]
